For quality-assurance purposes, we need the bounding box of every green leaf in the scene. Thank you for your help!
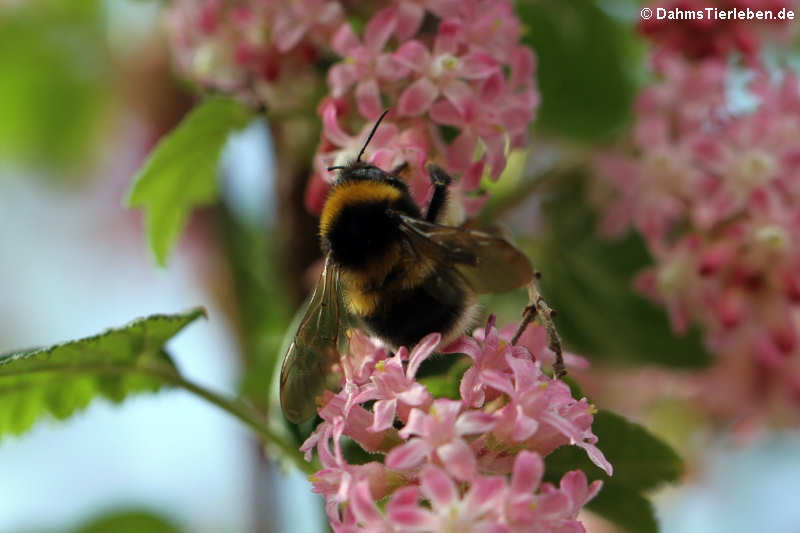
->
[530,172,712,367]
[126,97,253,265]
[546,410,682,490]
[586,484,658,533]
[217,209,290,408]
[545,410,681,533]
[0,1,109,169]
[71,509,183,533]
[0,309,205,439]
[517,0,642,141]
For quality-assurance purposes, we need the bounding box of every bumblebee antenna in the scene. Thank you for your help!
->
[327,165,346,172]
[357,109,390,162]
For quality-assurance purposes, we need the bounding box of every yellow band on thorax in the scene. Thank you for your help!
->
[319,180,403,237]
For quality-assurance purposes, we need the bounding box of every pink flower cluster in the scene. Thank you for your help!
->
[166,0,343,103]
[594,52,800,415]
[301,318,610,532]
[306,0,539,218]
[165,1,538,219]
[639,0,797,64]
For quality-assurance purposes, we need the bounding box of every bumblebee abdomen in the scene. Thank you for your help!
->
[361,270,475,349]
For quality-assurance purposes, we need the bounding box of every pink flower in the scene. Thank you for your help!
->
[271,0,342,52]
[300,318,610,532]
[384,465,507,531]
[327,13,408,120]
[594,52,800,419]
[505,451,602,533]
[394,32,498,116]
[360,333,439,432]
[386,398,496,481]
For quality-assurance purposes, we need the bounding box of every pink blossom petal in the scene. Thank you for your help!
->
[442,80,475,116]
[321,100,354,147]
[462,160,485,191]
[431,398,462,423]
[399,407,427,439]
[407,333,441,378]
[386,504,435,529]
[369,399,397,432]
[460,52,499,79]
[446,131,478,172]
[398,77,440,117]
[464,476,506,514]
[541,412,613,476]
[376,54,408,81]
[395,2,425,40]
[455,410,496,435]
[420,465,458,507]
[356,79,383,120]
[459,367,485,408]
[330,23,360,56]
[350,481,383,524]
[272,20,308,52]
[442,335,481,358]
[510,406,539,442]
[509,46,536,88]
[479,369,514,396]
[436,439,477,481]
[480,71,506,102]
[394,41,431,72]
[388,486,420,510]
[430,99,465,126]
[364,6,397,52]
[386,438,431,470]
[511,450,544,495]
[328,63,357,97]
[433,18,463,56]
[396,382,431,407]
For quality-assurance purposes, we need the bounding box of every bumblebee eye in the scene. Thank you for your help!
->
[327,165,345,172]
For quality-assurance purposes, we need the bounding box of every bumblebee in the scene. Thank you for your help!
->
[280,111,534,423]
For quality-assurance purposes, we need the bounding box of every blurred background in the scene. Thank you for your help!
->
[1,1,800,532]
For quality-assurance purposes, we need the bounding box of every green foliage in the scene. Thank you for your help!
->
[71,509,182,533]
[529,172,712,367]
[127,97,253,265]
[0,309,204,439]
[545,410,682,533]
[585,484,659,533]
[218,208,291,407]
[517,0,642,141]
[0,0,109,168]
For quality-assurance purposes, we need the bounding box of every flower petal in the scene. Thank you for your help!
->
[420,464,458,507]
[510,450,544,496]
[385,438,431,470]
[455,410,496,435]
[369,399,397,432]
[394,40,430,72]
[356,79,383,120]
[407,333,441,378]
[350,481,383,524]
[436,438,477,481]
[330,22,360,56]
[364,6,397,52]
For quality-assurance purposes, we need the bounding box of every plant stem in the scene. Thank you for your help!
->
[142,362,318,475]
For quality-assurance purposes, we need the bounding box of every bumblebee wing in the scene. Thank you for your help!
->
[395,213,534,294]
[280,255,348,423]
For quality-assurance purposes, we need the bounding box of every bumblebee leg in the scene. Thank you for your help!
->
[425,164,452,222]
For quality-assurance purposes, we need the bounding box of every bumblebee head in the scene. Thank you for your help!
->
[325,109,404,187]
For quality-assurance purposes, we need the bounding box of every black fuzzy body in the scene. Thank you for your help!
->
[318,161,472,348]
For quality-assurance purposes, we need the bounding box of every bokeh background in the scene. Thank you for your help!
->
[1,1,799,532]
